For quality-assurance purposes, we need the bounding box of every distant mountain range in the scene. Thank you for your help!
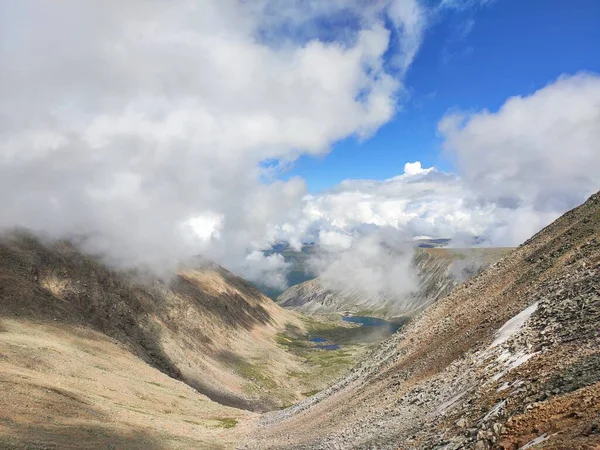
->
[256,237,489,300]
[275,247,513,319]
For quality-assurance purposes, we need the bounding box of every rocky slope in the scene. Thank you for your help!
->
[276,247,512,319]
[0,232,316,448]
[243,191,600,449]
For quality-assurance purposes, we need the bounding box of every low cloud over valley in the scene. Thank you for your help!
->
[1,1,599,290]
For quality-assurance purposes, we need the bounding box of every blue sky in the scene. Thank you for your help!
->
[285,0,600,193]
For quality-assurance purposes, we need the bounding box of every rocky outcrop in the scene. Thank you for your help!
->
[276,247,512,319]
[243,191,600,449]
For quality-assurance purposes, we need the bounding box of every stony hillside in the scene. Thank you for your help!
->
[243,191,600,449]
[0,232,317,448]
[276,247,512,319]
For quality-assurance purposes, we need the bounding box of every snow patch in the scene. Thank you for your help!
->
[480,399,506,423]
[519,433,550,449]
[491,302,538,347]
[492,351,537,382]
[496,381,510,392]
[435,390,467,416]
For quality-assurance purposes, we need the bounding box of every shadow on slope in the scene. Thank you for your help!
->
[0,231,281,412]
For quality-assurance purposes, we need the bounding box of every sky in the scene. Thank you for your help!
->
[0,0,599,292]
[286,0,600,191]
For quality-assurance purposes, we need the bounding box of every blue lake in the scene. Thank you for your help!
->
[309,336,340,350]
[342,316,402,333]
[307,316,401,351]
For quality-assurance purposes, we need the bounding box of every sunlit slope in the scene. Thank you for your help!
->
[0,232,327,448]
[0,318,253,450]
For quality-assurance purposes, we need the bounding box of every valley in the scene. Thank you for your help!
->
[1,192,598,449]
[0,233,377,449]
[243,191,600,449]
[3,1,598,448]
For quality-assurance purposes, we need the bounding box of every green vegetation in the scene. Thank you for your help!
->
[232,360,278,394]
[277,330,356,388]
[302,389,321,397]
[184,417,238,429]
[183,419,202,426]
[213,418,238,429]
[275,329,307,349]
[274,317,374,397]
[352,309,377,317]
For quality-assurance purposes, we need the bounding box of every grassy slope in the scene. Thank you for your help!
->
[0,233,365,448]
[0,319,251,450]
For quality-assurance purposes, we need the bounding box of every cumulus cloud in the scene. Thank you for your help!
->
[440,74,600,210]
[297,162,481,241]
[288,73,600,256]
[439,73,600,243]
[2,0,597,296]
[318,230,354,251]
[281,74,600,297]
[0,0,427,285]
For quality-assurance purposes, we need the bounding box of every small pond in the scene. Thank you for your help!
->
[309,337,340,351]
[307,316,402,351]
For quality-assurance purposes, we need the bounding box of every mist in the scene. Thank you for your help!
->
[309,231,419,302]
[1,2,599,291]
[0,0,424,279]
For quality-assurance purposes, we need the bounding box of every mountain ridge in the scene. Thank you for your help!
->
[276,247,513,319]
[243,191,600,449]
[0,231,349,448]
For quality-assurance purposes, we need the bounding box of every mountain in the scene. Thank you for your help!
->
[276,247,512,319]
[243,191,600,449]
[0,232,326,449]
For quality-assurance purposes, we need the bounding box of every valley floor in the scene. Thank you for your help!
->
[0,313,388,449]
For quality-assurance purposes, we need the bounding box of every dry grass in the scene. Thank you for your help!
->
[39,272,73,300]
[0,234,371,448]
[0,318,255,449]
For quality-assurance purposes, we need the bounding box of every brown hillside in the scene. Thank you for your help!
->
[0,232,309,448]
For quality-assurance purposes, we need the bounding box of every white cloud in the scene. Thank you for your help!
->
[318,230,354,251]
[296,163,482,240]
[387,0,427,73]
[309,231,419,300]
[241,251,290,291]
[282,74,600,259]
[2,1,596,294]
[439,73,600,243]
[403,160,429,176]
[0,0,427,285]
